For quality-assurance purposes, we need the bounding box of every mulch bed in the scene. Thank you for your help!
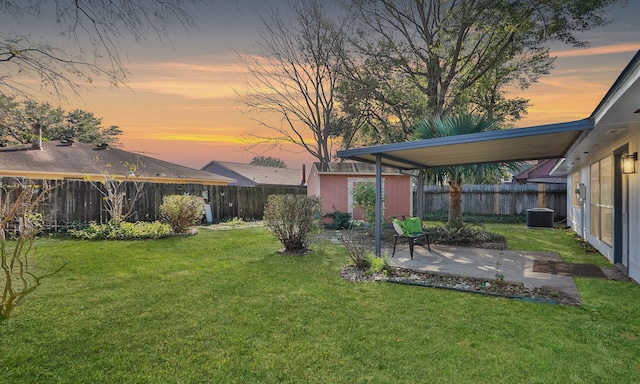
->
[341,266,581,305]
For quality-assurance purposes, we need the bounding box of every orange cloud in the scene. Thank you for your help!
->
[126,79,239,99]
[553,43,640,58]
[120,56,248,100]
[136,60,242,74]
[153,134,250,143]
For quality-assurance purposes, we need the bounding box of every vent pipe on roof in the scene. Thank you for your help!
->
[30,123,43,150]
[301,164,306,185]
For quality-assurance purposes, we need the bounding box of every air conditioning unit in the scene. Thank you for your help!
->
[527,208,554,228]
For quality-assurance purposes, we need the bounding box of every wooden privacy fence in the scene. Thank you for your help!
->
[0,177,306,229]
[2,177,565,228]
[415,184,567,218]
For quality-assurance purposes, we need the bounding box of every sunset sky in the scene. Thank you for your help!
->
[4,0,640,171]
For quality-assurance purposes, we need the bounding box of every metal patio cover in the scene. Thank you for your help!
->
[336,118,593,256]
[337,119,593,170]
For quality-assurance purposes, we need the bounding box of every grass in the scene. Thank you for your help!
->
[2,226,639,383]
[485,223,611,265]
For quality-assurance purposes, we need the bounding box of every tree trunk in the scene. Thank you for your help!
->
[448,181,463,229]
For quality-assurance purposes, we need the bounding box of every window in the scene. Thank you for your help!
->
[590,156,612,246]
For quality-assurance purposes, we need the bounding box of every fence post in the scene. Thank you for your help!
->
[538,184,546,208]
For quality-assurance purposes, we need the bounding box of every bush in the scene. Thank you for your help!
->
[159,195,206,234]
[429,223,506,249]
[351,183,383,233]
[264,194,322,253]
[366,253,388,274]
[69,220,172,240]
[324,210,351,229]
[340,228,388,273]
[423,210,527,224]
[340,227,371,269]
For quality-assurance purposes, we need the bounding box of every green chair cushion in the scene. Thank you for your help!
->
[392,218,409,236]
[404,217,423,235]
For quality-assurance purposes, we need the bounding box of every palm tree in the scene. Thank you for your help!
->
[413,114,515,229]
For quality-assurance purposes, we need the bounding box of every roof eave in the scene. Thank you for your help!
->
[0,171,233,186]
[589,49,640,122]
[337,119,593,170]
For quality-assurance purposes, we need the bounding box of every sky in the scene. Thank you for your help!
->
[4,0,640,171]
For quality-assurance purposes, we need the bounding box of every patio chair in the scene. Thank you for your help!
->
[391,216,431,259]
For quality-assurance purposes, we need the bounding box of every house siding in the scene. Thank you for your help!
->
[567,132,640,283]
[320,174,351,215]
[628,134,640,283]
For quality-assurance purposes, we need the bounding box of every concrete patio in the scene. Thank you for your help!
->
[387,243,581,300]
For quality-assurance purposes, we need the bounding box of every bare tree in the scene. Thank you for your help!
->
[1,180,64,319]
[97,178,146,225]
[86,162,146,225]
[0,0,202,99]
[237,0,348,166]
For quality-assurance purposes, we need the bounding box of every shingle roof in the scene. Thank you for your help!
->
[515,159,567,184]
[311,162,407,174]
[0,141,234,185]
[201,161,305,186]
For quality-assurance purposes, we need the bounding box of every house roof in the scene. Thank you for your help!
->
[201,161,305,186]
[0,141,234,185]
[514,159,567,184]
[311,162,408,175]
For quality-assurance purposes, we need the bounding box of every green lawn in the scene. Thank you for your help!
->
[2,226,639,383]
[485,223,611,265]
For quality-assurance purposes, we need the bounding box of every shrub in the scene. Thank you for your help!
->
[264,194,322,253]
[69,220,172,240]
[429,223,506,248]
[340,227,388,272]
[366,253,388,274]
[423,210,527,224]
[340,226,371,269]
[324,210,351,229]
[159,195,206,234]
[351,183,383,233]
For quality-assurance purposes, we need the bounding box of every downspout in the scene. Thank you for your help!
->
[375,156,382,257]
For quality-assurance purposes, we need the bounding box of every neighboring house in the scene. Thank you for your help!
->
[552,50,640,282]
[307,162,412,222]
[515,159,567,184]
[201,160,306,187]
[0,140,234,185]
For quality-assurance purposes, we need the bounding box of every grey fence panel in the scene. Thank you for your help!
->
[416,183,567,218]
